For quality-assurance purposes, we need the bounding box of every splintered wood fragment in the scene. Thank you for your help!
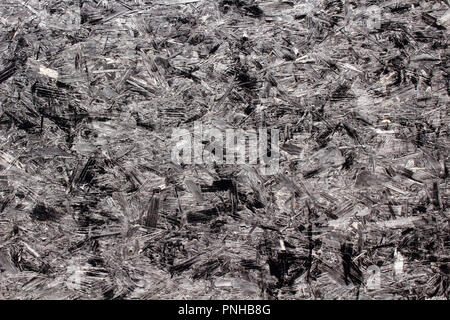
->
[230,180,238,215]
[142,188,161,228]
[39,66,59,80]
[214,81,234,111]
[92,69,126,74]
[279,239,286,251]
[340,242,362,286]
[31,83,67,99]
[0,64,17,84]
[117,0,134,10]
[75,157,95,186]
[383,183,409,195]
[368,217,421,230]
[169,255,200,275]
[16,0,39,15]
[103,10,138,23]
[127,77,156,95]
[117,68,133,92]
[280,142,302,155]
[432,181,442,209]
[21,241,40,258]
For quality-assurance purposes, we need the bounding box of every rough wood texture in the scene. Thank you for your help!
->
[0,0,448,300]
